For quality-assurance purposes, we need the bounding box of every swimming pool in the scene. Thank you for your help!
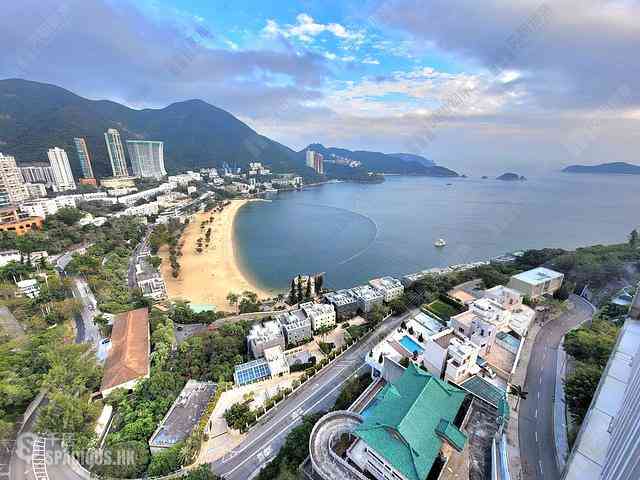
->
[399,335,424,355]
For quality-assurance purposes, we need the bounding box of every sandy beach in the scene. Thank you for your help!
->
[160,199,271,310]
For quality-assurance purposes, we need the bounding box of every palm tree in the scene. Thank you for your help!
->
[226,292,239,313]
[509,384,528,411]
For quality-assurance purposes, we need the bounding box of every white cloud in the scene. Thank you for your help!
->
[362,58,380,65]
[263,13,364,44]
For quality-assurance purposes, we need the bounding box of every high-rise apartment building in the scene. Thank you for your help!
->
[104,128,129,177]
[20,164,55,185]
[305,150,324,174]
[73,137,95,179]
[563,290,640,480]
[47,147,76,192]
[126,140,166,179]
[0,153,29,204]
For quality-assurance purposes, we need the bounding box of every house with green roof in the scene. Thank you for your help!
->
[350,363,468,480]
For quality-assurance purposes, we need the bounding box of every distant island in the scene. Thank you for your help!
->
[497,172,526,181]
[562,162,640,175]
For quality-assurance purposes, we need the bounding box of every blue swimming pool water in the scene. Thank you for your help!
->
[399,335,424,354]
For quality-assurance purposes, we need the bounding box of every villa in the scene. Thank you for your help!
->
[369,276,404,302]
[324,289,359,319]
[350,285,384,313]
[247,320,285,359]
[300,301,336,331]
[347,364,468,480]
[507,266,564,299]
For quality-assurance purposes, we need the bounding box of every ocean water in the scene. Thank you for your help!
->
[233,175,640,292]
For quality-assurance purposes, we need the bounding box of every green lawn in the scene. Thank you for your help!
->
[422,299,463,321]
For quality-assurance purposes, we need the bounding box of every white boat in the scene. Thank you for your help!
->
[434,238,447,247]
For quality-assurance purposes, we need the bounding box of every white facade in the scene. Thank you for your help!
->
[19,196,77,219]
[116,202,159,217]
[126,140,166,179]
[47,147,76,192]
[117,182,176,205]
[444,337,480,384]
[264,345,290,377]
[300,302,336,331]
[0,153,29,204]
[247,320,285,359]
[369,276,404,302]
[508,267,564,299]
[104,128,129,177]
[17,279,40,298]
[24,183,47,199]
[350,285,385,313]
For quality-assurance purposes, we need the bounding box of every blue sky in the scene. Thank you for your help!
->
[1,0,639,174]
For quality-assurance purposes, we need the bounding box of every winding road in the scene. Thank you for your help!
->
[518,295,595,480]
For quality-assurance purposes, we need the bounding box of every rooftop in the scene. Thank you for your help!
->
[324,289,357,306]
[149,380,217,449]
[247,320,282,342]
[354,363,467,480]
[369,276,402,290]
[350,285,384,302]
[100,308,150,393]
[511,267,563,285]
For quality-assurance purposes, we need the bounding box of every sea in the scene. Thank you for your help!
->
[233,174,640,292]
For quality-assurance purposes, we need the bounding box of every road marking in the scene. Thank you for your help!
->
[539,460,544,475]
[539,376,542,385]
[534,409,538,419]
[223,363,368,476]
[537,392,540,400]
[535,431,538,443]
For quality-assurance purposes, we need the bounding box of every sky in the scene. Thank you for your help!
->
[1,0,639,175]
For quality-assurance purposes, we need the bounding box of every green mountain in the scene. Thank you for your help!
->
[0,78,306,178]
[302,144,458,177]
[562,162,640,175]
[389,152,435,167]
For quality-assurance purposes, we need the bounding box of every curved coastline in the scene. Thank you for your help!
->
[160,199,273,311]
[232,199,278,297]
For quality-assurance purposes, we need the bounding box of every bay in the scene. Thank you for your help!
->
[233,175,640,292]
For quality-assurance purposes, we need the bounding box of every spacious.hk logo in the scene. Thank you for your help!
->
[12,433,136,468]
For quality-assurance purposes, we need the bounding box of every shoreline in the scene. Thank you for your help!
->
[160,199,273,311]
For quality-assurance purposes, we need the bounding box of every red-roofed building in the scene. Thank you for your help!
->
[100,308,150,396]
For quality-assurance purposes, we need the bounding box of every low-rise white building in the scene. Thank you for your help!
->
[444,337,481,384]
[507,267,564,299]
[19,196,76,219]
[300,301,336,331]
[349,285,384,313]
[16,279,39,298]
[263,345,289,377]
[247,320,285,359]
[115,202,159,218]
[369,276,404,302]
[117,182,176,206]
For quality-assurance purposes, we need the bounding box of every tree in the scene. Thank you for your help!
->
[315,274,324,293]
[565,362,602,423]
[508,384,528,411]
[296,276,303,303]
[226,292,239,312]
[630,229,639,247]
